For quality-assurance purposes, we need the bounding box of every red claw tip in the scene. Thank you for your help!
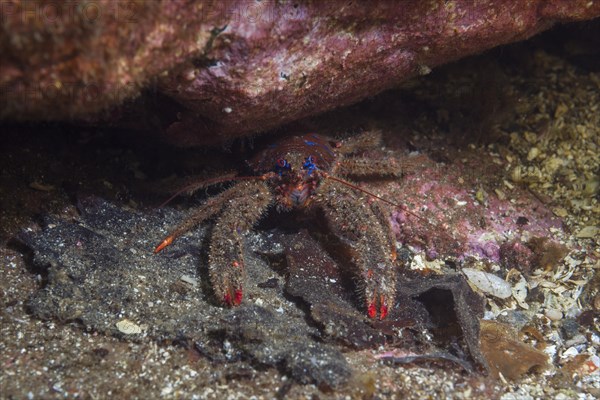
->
[367,302,377,319]
[234,288,243,305]
[223,288,243,306]
[154,236,174,253]
[379,298,389,320]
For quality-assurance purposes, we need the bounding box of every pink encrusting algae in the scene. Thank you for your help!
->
[387,155,565,264]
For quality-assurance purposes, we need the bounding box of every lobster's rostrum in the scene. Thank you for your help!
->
[155,131,411,319]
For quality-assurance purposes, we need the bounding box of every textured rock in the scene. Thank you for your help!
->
[1,1,600,145]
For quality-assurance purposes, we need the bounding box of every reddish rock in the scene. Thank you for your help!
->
[1,1,600,145]
[500,240,534,274]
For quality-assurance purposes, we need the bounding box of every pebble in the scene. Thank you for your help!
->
[462,268,512,299]
[564,334,587,347]
[527,147,540,161]
[545,308,563,321]
[497,310,532,331]
[553,207,568,218]
[561,347,579,358]
[560,318,581,340]
[116,319,142,334]
[576,226,598,238]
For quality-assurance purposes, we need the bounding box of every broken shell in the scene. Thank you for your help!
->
[511,166,524,183]
[116,319,142,334]
[462,268,512,299]
[553,207,568,218]
[554,103,569,119]
[180,274,198,287]
[576,226,598,238]
[582,179,599,197]
[527,147,540,161]
[512,274,529,310]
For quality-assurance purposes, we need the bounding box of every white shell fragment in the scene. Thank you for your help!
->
[545,308,563,321]
[462,268,512,299]
[512,274,529,309]
[116,319,142,335]
[180,274,199,287]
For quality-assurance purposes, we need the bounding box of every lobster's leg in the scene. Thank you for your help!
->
[369,200,398,262]
[208,180,272,306]
[337,130,383,154]
[316,180,398,320]
[154,186,241,253]
[334,155,427,178]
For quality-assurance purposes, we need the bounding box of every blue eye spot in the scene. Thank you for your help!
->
[274,158,291,175]
[302,156,317,176]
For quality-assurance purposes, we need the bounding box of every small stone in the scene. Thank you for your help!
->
[497,310,532,331]
[576,226,598,238]
[462,268,512,299]
[561,347,579,358]
[553,207,568,217]
[116,319,142,334]
[545,308,563,321]
[565,335,587,347]
[560,318,581,340]
[527,147,540,161]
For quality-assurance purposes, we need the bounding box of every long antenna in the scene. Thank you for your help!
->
[323,173,458,246]
[159,173,269,208]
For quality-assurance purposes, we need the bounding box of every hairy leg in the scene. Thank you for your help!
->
[316,180,398,319]
[154,185,240,253]
[208,180,272,306]
[337,130,383,155]
[334,152,429,178]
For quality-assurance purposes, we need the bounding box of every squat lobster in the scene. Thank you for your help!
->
[155,131,418,320]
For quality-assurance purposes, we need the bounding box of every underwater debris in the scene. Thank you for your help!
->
[527,237,569,272]
[500,237,569,275]
[479,320,549,380]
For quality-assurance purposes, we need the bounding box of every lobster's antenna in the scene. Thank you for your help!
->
[323,174,458,245]
[159,173,269,208]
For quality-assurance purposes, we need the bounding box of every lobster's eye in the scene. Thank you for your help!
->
[274,158,291,174]
[302,155,317,175]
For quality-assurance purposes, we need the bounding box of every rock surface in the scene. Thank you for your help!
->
[2,1,600,145]
[19,196,487,387]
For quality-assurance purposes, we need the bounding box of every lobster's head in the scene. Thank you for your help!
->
[272,153,320,208]
[248,134,336,209]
